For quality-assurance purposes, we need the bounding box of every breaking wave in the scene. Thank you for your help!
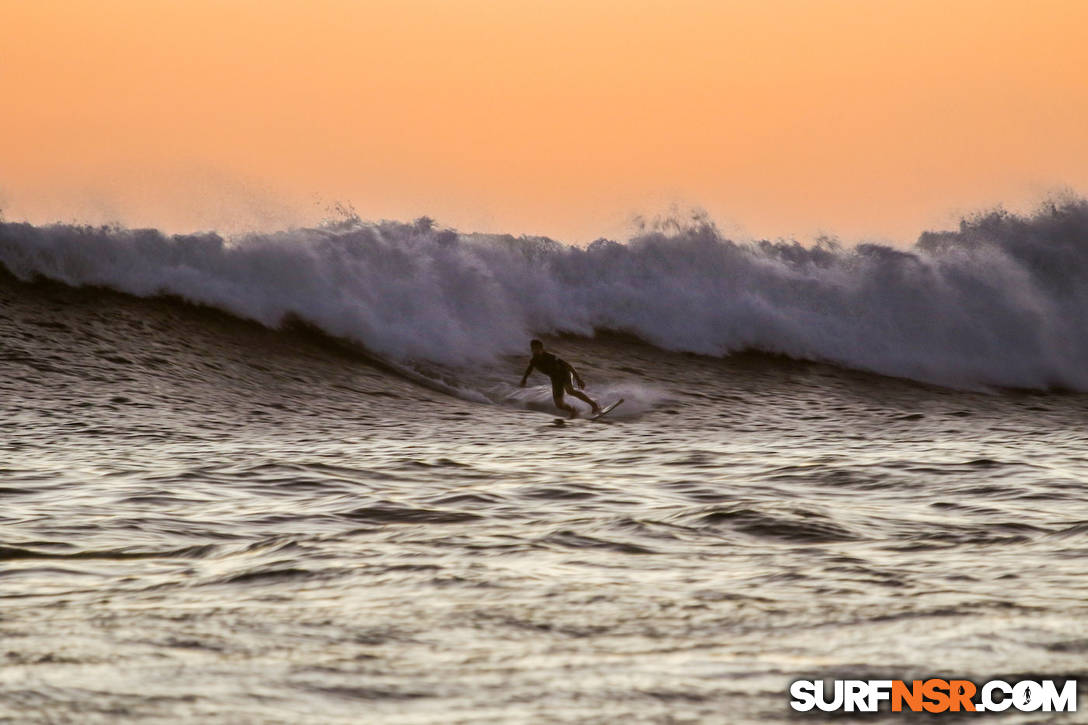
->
[2,200,1088,391]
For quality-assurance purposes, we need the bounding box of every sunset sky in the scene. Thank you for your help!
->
[3,0,1087,243]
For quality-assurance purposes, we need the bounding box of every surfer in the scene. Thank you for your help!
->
[519,339,602,418]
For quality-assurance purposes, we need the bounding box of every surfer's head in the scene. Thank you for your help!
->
[530,339,544,353]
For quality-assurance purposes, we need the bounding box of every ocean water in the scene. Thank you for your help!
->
[2,204,1088,723]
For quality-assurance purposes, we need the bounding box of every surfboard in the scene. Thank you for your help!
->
[590,398,624,420]
[550,399,624,423]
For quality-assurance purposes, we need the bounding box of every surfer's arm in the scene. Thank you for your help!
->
[566,362,586,388]
[519,361,534,387]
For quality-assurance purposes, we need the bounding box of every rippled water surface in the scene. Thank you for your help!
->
[3,278,1088,723]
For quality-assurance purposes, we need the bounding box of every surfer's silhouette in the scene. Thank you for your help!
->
[519,339,601,418]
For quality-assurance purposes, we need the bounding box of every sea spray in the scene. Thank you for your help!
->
[2,201,1087,391]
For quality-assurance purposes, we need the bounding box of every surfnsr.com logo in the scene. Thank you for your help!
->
[789,679,1077,713]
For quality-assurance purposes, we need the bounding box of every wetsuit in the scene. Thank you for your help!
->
[529,351,575,397]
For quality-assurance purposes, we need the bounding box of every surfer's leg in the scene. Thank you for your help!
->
[553,379,577,418]
[553,392,577,418]
[565,383,600,413]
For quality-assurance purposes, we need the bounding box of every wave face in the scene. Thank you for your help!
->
[2,201,1088,390]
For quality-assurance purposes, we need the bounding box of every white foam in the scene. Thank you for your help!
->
[493,380,663,417]
[3,201,1088,391]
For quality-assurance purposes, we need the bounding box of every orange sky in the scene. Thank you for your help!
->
[3,0,1087,243]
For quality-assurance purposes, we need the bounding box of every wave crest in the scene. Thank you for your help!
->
[2,201,1088,390]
